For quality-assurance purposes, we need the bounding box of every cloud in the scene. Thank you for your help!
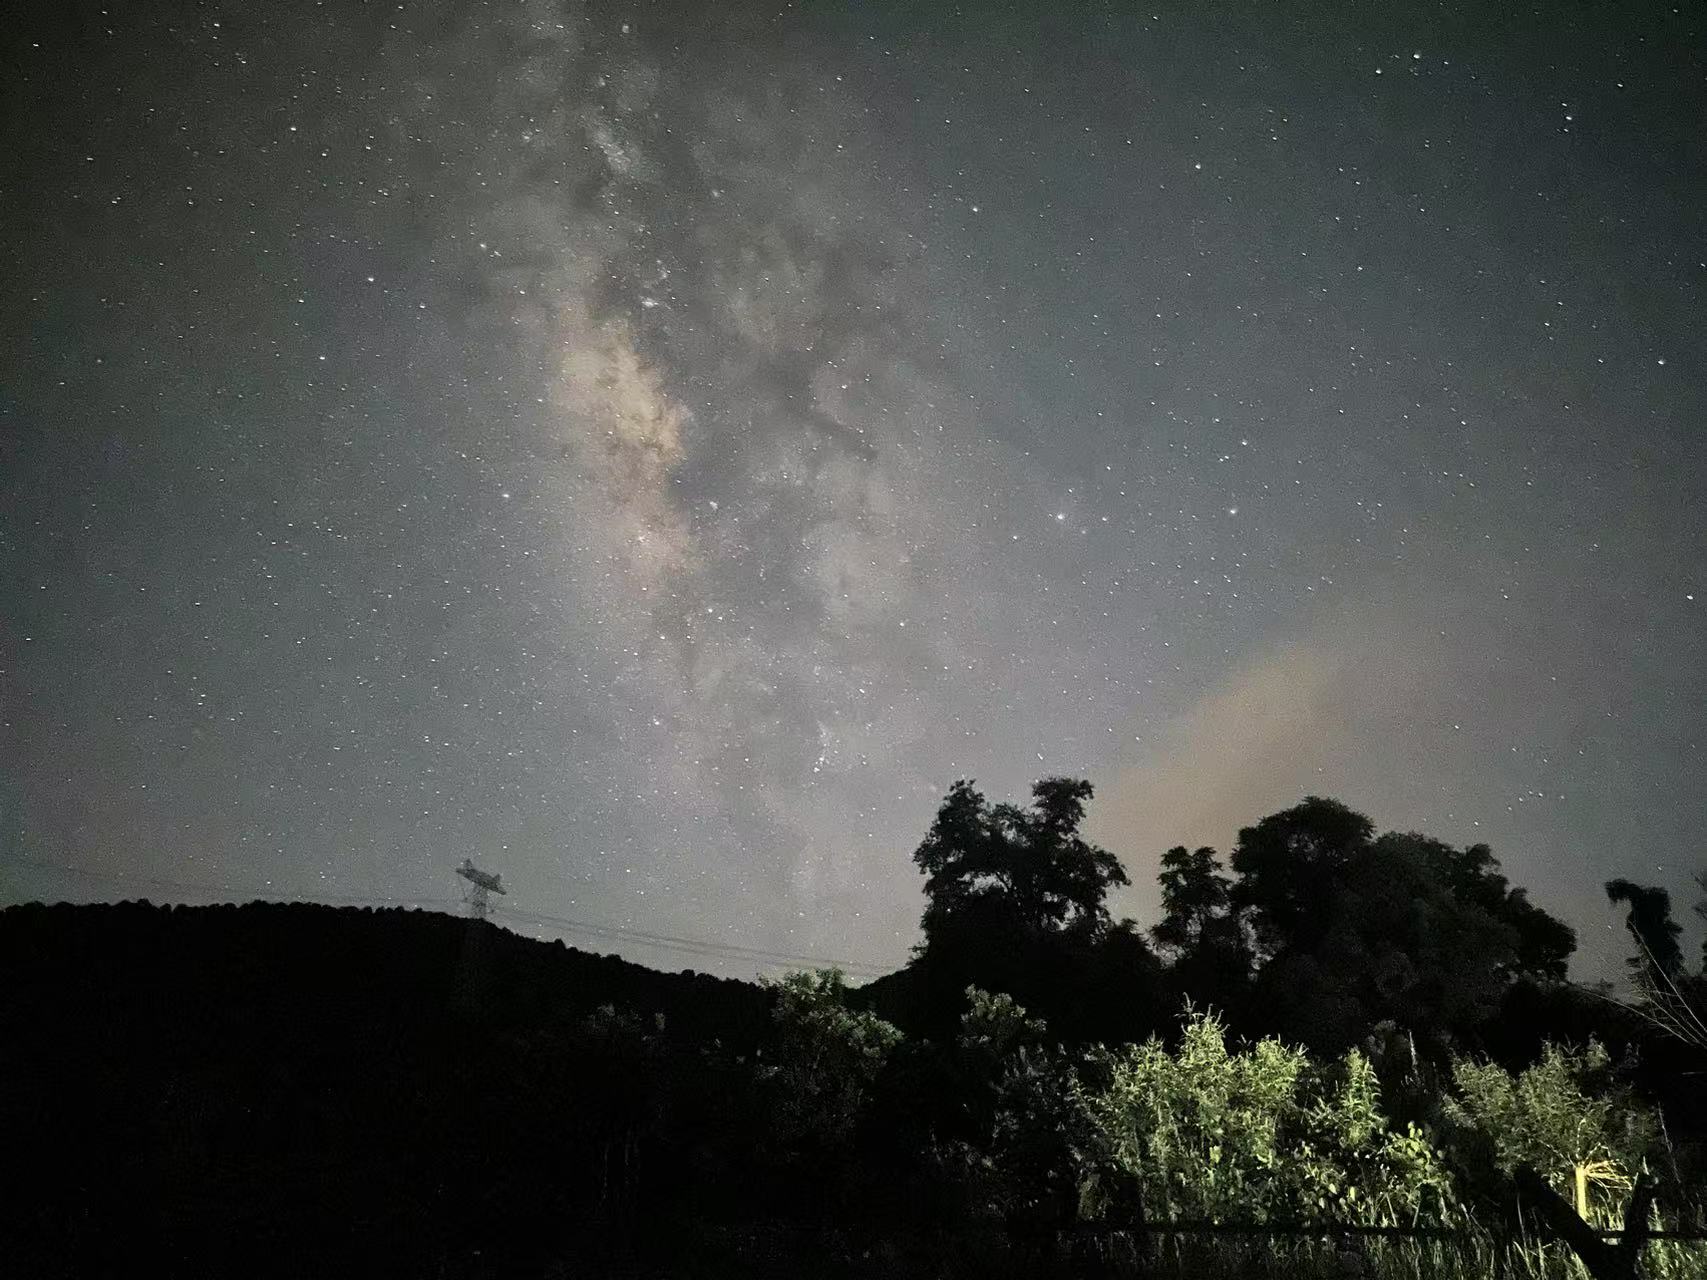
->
[1092,597,1447,918]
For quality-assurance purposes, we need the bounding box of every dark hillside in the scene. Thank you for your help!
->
[3,837,1701,1280]
[0,901,773,1277]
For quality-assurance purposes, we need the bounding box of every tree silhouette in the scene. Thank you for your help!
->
[1694,869,1706,972]
[1602,877,1707,1057]
[1196,799,1577,1051]
[1605,878,1685,980]
[1152,844,1252,1018]
[1257,836,1517,1050]
[1152,845,1233,955]
[896,777,1159,1044]
[913,777,1129,946]
[1443,841,1576,981]
[1230,796,1375,958]
[2,871,1697,1277]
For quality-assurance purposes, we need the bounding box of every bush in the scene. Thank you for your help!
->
[1077,1012,1458,1227]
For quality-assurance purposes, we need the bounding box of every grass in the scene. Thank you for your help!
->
[1055,1230,1707,1279]
[569,1221,1707,1280]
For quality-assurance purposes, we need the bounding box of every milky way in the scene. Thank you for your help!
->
[4,0,1703,977]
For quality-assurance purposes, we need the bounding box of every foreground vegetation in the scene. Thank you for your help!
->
[2,779,1702,1277]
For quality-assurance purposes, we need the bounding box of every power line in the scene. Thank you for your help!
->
[507,916,888,978]
[495,902,895,973]
[492,901,894,977]
[498,904,872,967]
[496,905,892,973]
[1,853,899,979]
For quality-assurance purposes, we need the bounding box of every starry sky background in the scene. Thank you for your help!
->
[4,0,1703,980]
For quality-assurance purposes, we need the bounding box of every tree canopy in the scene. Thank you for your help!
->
[1152,844,1233,956]
[913,777,1129,945]
[896,777,1158,1044]
[893,782,1582,1057]
[1213,799,1578,1050]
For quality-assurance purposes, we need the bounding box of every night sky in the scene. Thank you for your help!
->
[4,0,1703,980]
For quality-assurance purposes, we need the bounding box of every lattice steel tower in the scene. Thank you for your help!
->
[454,858,505,921]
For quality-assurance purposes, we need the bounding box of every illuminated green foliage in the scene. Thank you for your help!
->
[1444,1041,1658,1224]
[1077,1012,1457,1227]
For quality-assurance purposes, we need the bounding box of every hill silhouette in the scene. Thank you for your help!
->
[4,783,1702,1279]
[0,900,774,1277]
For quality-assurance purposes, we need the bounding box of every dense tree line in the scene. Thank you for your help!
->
[872,782,1585,1058]
[2,780,1703,1277]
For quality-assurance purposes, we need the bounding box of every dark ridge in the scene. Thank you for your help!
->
[0,897,771,1039]
[0,900,774,1278]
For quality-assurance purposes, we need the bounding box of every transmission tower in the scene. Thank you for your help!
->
[454,858,506,921]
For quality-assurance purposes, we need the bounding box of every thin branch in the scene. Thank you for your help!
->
[1591,930,1707,1052]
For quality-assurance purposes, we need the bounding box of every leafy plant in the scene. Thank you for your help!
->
[758,968,903,1149]
[1443,1040,1657,1224]
[1077,1011,1459,1229]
